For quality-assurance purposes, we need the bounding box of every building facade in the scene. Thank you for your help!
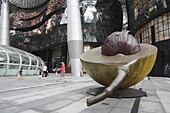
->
[126,0,170,76]
[10,0,123,73]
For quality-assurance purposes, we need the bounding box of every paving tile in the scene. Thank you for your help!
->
[142,80,155,91]
[0,102,12,109]
[138,100,166,113]
[157,91,170,113]
[38,99,74,111]
[80,103,113,113]
[2,83,93,104]
[115,98,135,109]
[101,98,120,107]
[141,90,160,102]
[1,75,170,113]
[157,91,170,104]
[161,103,170,113]
[66,93,88,101]
[19,109,42,113]
[24,87,91,108]
[151,78,170,91]
[54,97,88,113]
[110,107,131,113]
[0,106,24,113]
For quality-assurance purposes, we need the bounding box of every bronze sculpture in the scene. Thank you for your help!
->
[80,30,157,106]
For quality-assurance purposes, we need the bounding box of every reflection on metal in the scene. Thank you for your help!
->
[0,45,45,76]
[9,0,49,9]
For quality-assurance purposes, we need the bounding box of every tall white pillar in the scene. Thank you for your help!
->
[67,0,83,77]
[0,0,9,45]
[0,14,1,36]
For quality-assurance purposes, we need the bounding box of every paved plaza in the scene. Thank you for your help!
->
[0,73,170,113]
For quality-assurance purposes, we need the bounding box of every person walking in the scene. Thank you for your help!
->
[42,64,48,77]
[55,64,59,76]
[55,64,60,81]
[18,67,23,80]
[39,68,42,79]
[59,62,66,82]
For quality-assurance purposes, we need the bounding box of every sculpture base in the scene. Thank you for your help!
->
[87,87,147,98]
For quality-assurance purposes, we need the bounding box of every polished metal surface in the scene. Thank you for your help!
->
[0,0,9,45]
[9,0,49,9]
[67,0,83,77]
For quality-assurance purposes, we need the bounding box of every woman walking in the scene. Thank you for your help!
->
[60,62,66,82]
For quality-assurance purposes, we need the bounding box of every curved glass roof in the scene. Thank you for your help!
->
[0,45,45,76]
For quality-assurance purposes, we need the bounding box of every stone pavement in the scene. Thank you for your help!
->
[0,73,170,113]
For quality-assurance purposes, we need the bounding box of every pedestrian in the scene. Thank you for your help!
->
[60,62,66,82]
[54,64,59,76]
[55,64,60,81]
[39,68,42,79]
[42,64,48,77]
[18,67,23,80]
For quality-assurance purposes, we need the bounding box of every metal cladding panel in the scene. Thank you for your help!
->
[9,0,49,8]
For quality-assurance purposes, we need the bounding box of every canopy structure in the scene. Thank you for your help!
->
[0,0,65,76]
[9,0,49,9]
[0,45,45,76]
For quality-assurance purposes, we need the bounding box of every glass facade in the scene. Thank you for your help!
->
[127,0,168,32]
[127,0,170,76]
[2,0,170,76]
[0,45,44,76]
[11,0,123,51]
[81,0,123,43]
[135,12,170,44]
[10,25,67,51]
[10,0,123,72]
[126,0,170,45]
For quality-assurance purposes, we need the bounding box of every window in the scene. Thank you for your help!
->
[9,53,20,64]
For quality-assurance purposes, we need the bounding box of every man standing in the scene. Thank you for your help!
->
[43,64,48,77]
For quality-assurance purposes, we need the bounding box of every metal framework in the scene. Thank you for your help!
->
[0,45,44,76]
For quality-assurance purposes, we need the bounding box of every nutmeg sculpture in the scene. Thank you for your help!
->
[80,30,157,106]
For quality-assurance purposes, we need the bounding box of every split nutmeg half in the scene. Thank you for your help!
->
[80,30,157,106]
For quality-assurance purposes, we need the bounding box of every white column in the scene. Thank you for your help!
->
[0,14,1,36]
[0,0,9,45]
[67,0,83,77]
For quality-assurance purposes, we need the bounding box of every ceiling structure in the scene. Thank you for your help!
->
[1,0,127,35]
[9,0,49,9]
[7,0,66,34]
[8,0,126,52]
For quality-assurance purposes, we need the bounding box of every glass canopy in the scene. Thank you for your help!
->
[0,45,45,76]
